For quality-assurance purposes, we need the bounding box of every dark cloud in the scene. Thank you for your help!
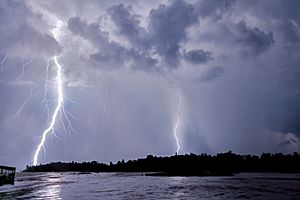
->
[107,4,148,49]
[107,0,202,68]
[147,0,198,66]
[68,17,108,48]
[69,0,203,70]
[235,21,275,54]
[68,16,158,71]
[194,0,235,19]
[184,49,213,64]
[195,65,224,82]
[68,17,134,68]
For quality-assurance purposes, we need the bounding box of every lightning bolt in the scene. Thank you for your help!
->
[33,56,63,165]
[17,56,33,80]
[173,91,182,155]
[32,18,79,165]
[41,59,51,122]
[0,54,8,72]
[10,63,48,123]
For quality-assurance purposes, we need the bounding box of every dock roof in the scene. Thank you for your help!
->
[0,165,16,171]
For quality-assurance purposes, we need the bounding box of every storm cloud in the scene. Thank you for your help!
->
[0,0,300,169]
[0,0,61,57]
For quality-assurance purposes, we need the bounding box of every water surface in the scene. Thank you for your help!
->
[0,172,299,199]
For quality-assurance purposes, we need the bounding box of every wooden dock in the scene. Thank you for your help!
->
[0,165,16,185]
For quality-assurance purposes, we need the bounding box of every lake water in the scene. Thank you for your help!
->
[0,172,299,199]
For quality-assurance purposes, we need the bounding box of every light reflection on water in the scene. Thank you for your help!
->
[0,172,300,199]
[169,176,186,199]
[36,174,62,199]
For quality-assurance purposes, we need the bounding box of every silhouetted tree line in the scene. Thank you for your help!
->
[24,151,300,176]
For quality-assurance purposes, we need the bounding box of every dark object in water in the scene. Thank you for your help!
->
[77,172,91,175]
[145,171,234,177]
[0,165,16,185]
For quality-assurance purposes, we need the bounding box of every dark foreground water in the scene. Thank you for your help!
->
[0,172,300,199]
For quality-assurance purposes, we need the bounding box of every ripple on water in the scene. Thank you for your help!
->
[0,172,300,199]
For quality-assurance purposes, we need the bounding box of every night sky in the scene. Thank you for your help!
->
[0,0,300,169]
